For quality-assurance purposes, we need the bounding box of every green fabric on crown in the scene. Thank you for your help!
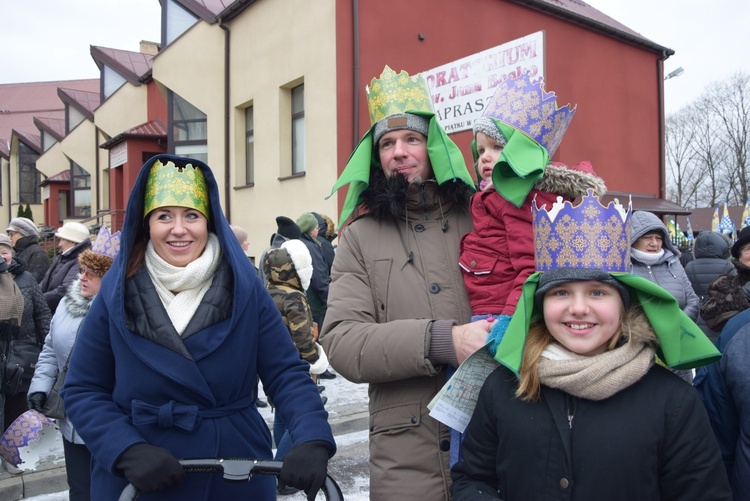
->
[491,121,550,208]
[494,271,721,376]
[328,111,475,229]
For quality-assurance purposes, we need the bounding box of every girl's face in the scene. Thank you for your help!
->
[475,131,504,183]
[148,206,208,267]
[0,246,12,264]
[543,280,623,356]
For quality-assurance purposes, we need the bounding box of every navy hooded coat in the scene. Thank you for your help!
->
[62,155,334,500]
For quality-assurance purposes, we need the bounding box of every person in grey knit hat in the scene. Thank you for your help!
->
[6,217,50,283]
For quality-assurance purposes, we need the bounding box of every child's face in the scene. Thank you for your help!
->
[543,280,623,356]
[475,132,504,183]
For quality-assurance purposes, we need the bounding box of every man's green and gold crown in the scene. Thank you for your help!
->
[143,159,209,219]
[366,66,435,125]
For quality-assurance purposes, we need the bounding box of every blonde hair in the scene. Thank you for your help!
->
[516,302,649,402]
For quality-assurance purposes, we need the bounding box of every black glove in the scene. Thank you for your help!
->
[279,440,331,501]
[28,392,47,413]
[115,443,186,493]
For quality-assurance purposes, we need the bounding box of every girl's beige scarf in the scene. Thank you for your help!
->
[538,341,655,400]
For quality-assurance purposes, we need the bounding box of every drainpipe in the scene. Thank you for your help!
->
[95,127,100,226]
[658,52,666,200]
[220,18,232,222]
[352,0,360,150]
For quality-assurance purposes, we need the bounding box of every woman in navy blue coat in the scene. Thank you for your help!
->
[62,155,334,500]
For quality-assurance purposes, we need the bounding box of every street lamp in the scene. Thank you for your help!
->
[664,67,685,80]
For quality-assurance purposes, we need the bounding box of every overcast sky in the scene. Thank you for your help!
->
[2,0,748,115]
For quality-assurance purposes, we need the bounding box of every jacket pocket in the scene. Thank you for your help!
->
[370,401,421,435]
[370,259,393,323]
[459,250,498,276]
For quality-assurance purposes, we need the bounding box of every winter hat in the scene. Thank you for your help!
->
[373,113,430,147]
[472,116,507,146]
[275,216,302,241]
[732,226,750,259]
[296,212,319,234]
[55,222,90,244]
[6,217,38,237]
[0,234,12,251]
[536,267,631,309]
[78,226,121,277]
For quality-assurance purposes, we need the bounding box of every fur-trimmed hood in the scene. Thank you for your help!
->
[360,168,472,223]
[63,278,95,318]
[533,162,607,200]
[263,239,313,292]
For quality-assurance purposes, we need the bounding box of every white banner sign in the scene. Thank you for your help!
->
[422,31,545,134]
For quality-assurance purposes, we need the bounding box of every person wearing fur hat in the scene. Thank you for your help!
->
[451,191,730,500]
[39,222,92,314]
[6,217,50,283]
[700,225,750,333]
[0,234,51,433]
[27,226,120,500]
[60,155,334,500]
[263,239,329,494]
[322,66,491,500]
[296,212,330,330]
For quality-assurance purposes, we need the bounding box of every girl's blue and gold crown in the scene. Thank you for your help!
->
[483,73,576,157]
[533,189,632,272]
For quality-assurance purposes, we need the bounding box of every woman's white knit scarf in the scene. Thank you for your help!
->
[145,233,222,335]
[630,247,665,265]
[538,340,655,400]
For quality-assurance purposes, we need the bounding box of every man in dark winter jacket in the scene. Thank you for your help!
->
[685,231,735,343]
[39,222,91,314]
[696,307,750,499]
[6,217,50,283]
[312,212,336,275]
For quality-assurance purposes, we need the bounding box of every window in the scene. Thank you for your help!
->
[169,91,207,163]
[102,65,127,100]
[292,84,305,174]
[245,106,254,185]
[67,105,85,133]
[164,0,199,46]
[71,162,91,217]
[41,131,57,152]
[18,142,41,204]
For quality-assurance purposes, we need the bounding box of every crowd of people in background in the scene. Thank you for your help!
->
[2,65,750,501]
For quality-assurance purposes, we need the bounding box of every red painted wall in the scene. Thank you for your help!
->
[336,0,664,219]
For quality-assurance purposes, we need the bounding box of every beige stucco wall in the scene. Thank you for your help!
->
[227,0,339,262]
[61,120,99,220]
[36,141,68,178]
[95,84,150,140]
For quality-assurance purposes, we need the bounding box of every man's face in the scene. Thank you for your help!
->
[378,129,433,183]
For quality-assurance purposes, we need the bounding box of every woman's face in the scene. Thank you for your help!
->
[79,266,103,298]
[0,246,12,264]
[475,131,504,183]
[633,232,663,253]
[543,280,623,356]
[148,206,208,267]
[739,243,750,266]
[58,238,76,253]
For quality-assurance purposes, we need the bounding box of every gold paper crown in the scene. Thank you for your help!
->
[533,190,631,272]
[366,66,435,125]
[143,159,209,219]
